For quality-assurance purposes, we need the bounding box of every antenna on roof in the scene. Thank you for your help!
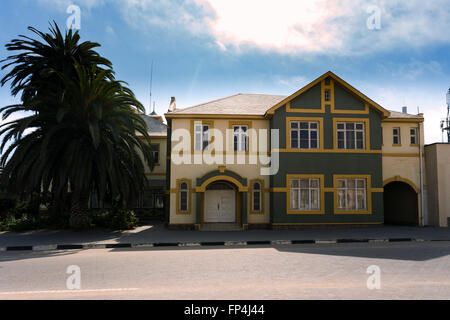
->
[149,60,154,115]
[441,87,450,143]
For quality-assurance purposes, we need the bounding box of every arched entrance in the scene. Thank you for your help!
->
[204,181,237,223]
[195,170,249,229]
[384,181,419,225]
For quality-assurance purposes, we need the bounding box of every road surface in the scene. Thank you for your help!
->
[0,242,449,300]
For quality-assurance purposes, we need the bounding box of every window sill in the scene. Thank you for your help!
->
[287,209,325,215]
[334,210,371,215]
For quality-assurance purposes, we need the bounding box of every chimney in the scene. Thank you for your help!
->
[168,97,176,113]
[402,106,408,114]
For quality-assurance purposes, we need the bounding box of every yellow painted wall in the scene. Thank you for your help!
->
[381,121,425,190]
[169,118,271,225]
[145,136,167,179]
[382,120,425,224]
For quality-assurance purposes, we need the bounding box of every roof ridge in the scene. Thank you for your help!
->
[172,93,243,113]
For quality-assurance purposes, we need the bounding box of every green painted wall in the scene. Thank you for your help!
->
[334,82,366,110]
[290,83,322,109]
[269,81,384,225]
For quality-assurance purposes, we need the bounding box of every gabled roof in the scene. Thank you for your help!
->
[265,71,391,118]
[166,93,286,117]
[164,72,415,120]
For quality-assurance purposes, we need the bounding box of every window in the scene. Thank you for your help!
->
[233,125,249,152]
[252,182,262,212]
[179,182,189,213]
[337,179,367,211]
[151,144,160,164]
[325,77,331,86]
[410,128,418,145]
[194,123,211,151]
[136,190,165,209]
[324,89,331,102]
[290,178,321,211]
[337,122,365,150]
[291,121,319,149]
[393,127,401,145]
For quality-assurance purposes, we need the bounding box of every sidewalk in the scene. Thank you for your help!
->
[1,222,449,251]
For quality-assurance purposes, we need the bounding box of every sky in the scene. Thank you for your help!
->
[0,0,449,143]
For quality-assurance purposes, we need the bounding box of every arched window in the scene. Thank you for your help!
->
[252,182,262,213]
[179,182,189,213]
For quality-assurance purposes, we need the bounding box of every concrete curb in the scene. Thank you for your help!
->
[0,238,448,252]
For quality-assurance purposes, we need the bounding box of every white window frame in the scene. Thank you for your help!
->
[410,128,418,145]
[290,121,319,150]
[232,125,249,152]
[337,122,365,150]
[337,178,367,211]
[290,178,321,211]
[194,123,211,151]
[393,127,401,145]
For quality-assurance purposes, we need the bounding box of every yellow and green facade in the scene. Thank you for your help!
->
[163,71,425,230]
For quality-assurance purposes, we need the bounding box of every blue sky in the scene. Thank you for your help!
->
[1,0,449,143]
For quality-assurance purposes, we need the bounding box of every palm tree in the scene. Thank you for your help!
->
[0,24,153,228]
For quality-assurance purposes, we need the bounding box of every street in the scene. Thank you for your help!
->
[0,242,449,300]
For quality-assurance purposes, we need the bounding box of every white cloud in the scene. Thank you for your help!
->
[197,0,450,55]
[38,0,450,55]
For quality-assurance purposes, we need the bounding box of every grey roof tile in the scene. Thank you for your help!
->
[140,114,167,136]
[171,93,287,116]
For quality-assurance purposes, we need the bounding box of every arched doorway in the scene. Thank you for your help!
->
[204,181,237,223]
[384,181,419,225]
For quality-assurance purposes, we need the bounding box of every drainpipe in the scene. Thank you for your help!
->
[418,119,425,226]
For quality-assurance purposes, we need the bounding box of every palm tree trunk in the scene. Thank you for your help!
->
[69,192,91,229]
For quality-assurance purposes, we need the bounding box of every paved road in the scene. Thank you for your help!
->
[0,242,449,300]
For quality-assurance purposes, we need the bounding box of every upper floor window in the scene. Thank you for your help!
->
[410,128,418,145]
[151,144,160,164]
[337,122,365,150]
[252,182,262,212]
[393,127,401,145]
[194,123,211,151]
[233,125,248,152]
[337,178,367,211]
[290,178,321,211]
[291,121,319,149]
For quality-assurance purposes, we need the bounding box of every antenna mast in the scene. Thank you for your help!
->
[150,60,154,115]
[441,87,450,143]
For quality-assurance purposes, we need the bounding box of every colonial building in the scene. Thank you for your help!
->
[164,71,425,230]
[90,112,167,214]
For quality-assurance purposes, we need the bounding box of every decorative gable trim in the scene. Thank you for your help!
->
[265,71,390,118]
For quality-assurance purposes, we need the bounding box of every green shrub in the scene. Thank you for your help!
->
[110,209,139,230]
[0,215,46,232]
[90,209,138,230]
